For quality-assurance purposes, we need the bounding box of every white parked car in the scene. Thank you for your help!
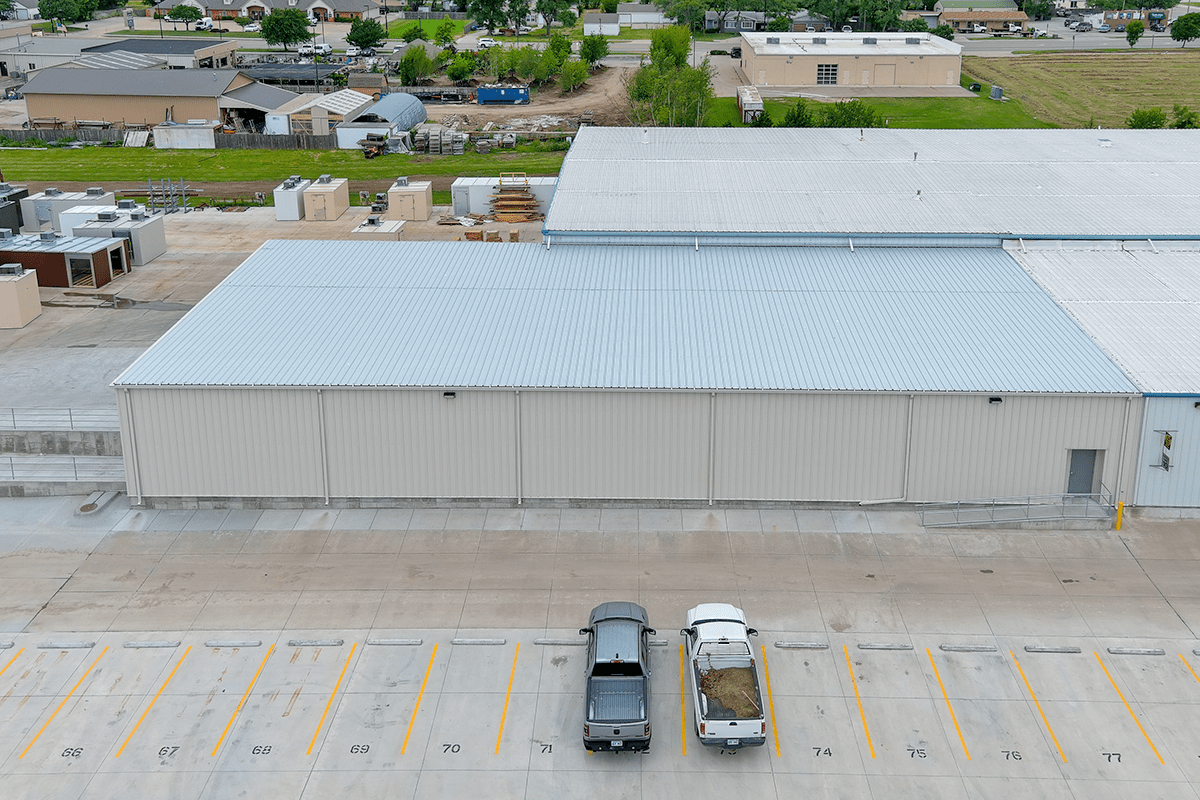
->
[346,44,361,57]
[477,37,498,48]
[243,22,261,32]
[517,25,532,34]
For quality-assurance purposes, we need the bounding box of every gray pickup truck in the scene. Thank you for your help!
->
[579,602,655,752]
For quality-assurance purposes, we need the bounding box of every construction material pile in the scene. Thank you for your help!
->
[489,173,543,224]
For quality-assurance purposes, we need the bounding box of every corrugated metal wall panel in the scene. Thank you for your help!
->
[907,395,1139,502]
[713,393,908,501]
[322,389,516,498]
[1135,397,1200,507]
[520,392,708,499]
[126,388,323,498]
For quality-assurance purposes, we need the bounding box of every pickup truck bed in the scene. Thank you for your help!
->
[697,664,761,719]
[589,677,646,723]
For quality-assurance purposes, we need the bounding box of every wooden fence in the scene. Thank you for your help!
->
[0,128,124,143]
[214,132,338,150]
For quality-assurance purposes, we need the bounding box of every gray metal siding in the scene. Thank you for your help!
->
[713,393,908,501]
[906,395,1141,502]
[322,389,515,498]
[520,391,708,499]
[1134,397,1200,507]
[122,387,324,498]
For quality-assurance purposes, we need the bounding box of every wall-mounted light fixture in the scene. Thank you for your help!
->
[988,397,1003,405]
[443,391,456,399]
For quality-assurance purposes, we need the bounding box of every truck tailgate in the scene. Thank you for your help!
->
[589,677,645,723]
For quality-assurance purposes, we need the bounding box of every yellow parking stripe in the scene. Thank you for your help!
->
[20,646,109,759]
[211,643,274,757]
[494,643,519,755]
[0,647,23,678]
[926,649,970,760]
[1094,651,1164,765]
[761,645,781,757]
[843,645,875,759]
[1010,651,1067,763]
[307,642,357,755]
[1180,653,1200,688]
[115,645,192,758]
[679,644,687,757]
[402,643,438,756]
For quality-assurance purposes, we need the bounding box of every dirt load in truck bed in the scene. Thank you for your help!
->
[699,666,760,718]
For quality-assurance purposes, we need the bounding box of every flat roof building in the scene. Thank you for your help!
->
[738,31,962,89]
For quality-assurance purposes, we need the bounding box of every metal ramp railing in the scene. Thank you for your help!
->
[0,408,120,431]
[917,484,1115,528]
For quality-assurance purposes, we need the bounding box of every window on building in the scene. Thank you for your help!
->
[740,18,753,29]
[1153,430,1175,471]
[816,64,838,84]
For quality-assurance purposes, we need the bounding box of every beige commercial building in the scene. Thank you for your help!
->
[739,31,962,88]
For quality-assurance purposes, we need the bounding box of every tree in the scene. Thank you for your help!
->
[649,25,690,68]
[398,43,434,83]
[401,22,424,41]
[1126,106,1166,128]
[506,0,530,30]
[778,98,815,127]
[766,14,791,31]
[751,107,773,126]
[807,0,856,29]
[660,0,704,31]
[931,23,954,40]
[234,15,250,26]
[560,58,589,92]
[1125,19,1143,47]
[1171,103,1199,128]
[600,0,616,11]
[1171,12,1200,46]
[0,0,14,17]
[900,17,928,31]
[627,58,713,126]
[547,32,572,58]
[534,0,572,31]
[707,0,736,32]
[821,98,882,127]
[347,17,386,48]
[1019,0,1052,22]
[579,33,609,66]
[446,52,475,81]
[261,8,313,49]
[435,15,457,46]
[166,4,202,28]
[465,0,506,33]
[859,0,905,31]
[39,0,97,23]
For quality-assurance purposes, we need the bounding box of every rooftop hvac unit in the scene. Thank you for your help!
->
[0,229,13,241]
[0,183,10,193]
[375,192,387,203]
[863,36,877,43]
[85,187,105,196]
[44,187,61,196]
[370,202,386,213]
[39,231,57,242]
[97,211,119,221]
[130,211,145,221]
[318,174,332,184]
[117,199,137,209]
[365,215,380,226]
[812,36,826,43]
[288,175,301,182]
[0,263,23,276]
[394,176,408,187]
[766,36,780,43]
[906,37,921,44]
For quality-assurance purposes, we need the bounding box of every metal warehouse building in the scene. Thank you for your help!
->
[113,240,1140,508]
[1013,242,1200,508]
[543,128,1200,246]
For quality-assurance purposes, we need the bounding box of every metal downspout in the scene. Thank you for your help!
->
[515,390,523,505]
[122,388,142,505]
[707,392,716,506]
[316,389,330,506]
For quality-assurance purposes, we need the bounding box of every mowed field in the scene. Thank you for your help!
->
[963,50,1200,128]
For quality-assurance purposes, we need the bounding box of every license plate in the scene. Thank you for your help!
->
[726,739,739,746]
[611,740,623,748]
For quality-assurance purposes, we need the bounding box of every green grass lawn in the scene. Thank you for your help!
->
[704,89,1053,128]
[0,147,566,184]
[388,17,469,41]
[962,50,1200,128]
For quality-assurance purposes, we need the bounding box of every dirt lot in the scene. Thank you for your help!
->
[432,64,635,129]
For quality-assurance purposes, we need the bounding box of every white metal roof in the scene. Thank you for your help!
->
[544,128,1200,240]
[741,31,961,58]
[1011,242,1200,395]
[112,240,1136,395]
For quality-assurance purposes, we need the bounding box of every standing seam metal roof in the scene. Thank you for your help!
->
[544,128,1200,239]
[112,240,1136,395]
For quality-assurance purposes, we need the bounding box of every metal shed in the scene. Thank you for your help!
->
[112,240,1140,508]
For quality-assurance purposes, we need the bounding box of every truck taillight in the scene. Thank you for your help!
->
[583,724,589,737]
[699,722,705,735]
[762,722,767,735]
[644,724,650,736]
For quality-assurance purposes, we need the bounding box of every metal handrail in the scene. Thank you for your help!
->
[0,408,119,431]
[1,456,124,482]
[917,483,1115,528]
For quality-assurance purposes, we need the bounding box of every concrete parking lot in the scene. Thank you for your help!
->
[2,496,1200,798]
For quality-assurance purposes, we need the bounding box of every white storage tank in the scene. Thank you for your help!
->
[273,175,311,221]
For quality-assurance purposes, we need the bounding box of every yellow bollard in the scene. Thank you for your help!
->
[1116,501,1124,531]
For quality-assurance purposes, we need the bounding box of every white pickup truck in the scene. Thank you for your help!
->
[681,603,766,750]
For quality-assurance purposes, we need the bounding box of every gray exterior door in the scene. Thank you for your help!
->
[1067,449,1097,494]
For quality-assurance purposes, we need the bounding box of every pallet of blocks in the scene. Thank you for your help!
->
[489,172,543,223]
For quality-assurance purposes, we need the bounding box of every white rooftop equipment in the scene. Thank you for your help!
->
[0,262,40,329]
[387,177,432,222]
[351,215,405,240]
[58,203,146,237]
[20,187,116,233]
[273,175,311,221]
[72,210,165,266]
[301,175,349,221]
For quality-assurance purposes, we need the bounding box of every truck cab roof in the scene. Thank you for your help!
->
[686,602,747,628]
[588,602,650,664]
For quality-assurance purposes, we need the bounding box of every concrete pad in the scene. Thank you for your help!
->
[192,591,301,631]
[389,554,475,591]
[482,509,523,531]
[724,510,764,532]
[218,509,262,531]
[180,510,231,532]
[956,558,1065,596]
[1046,557,1163,596]
[458,590,550,628]
[1063,780,1199,800]
[109,590,211,631]
[145,510,195,532]
[1036,533,1130,559]
[831,511,872,535]
[555,530,637,555]
[641,557,738,592]
[807,557,890,594]
[640,530,730,557]
[238,530,329,555]
[640,772,781,800]
[79,772,208,800]
[682,509,727,532]
[794,510,838,533]
[975,595,1091,637]
[896,595,992,636]
[301,770,420,800]
[804,532,879,558]
[305,558,399,591]
[285,591,383,629]
[638,509,682,532]
[0,533,31,554]
[321,530,404,555]
[728,530,803,556]
[165,531,249,556]
[466,554,556,590]
[94,530,178,556]
[407,509,450,531]
[110,510,160,533]
[400,530,480,554]
[26,592,128,631]
[252,510,303,531]
[444,509,487,530]
[882,556,974,594]
[866,510,924,535]
[520,510,562,531]
[598,509,639,532]
[478,529,558,555]
[948,532,1045,558]
[558,509,601,531]
[370,508,413,532]
[731,555,812,592]
[1074,596,1196,639]
[959,776,1076,799]
[737,590,823,631]
[1045,700,1186,780]
[0,550,89,580]
[330,510,377,531]
[199,771,312,800]
[0,497,77,530]
[549,555,639,593]
[820,594,907,635]
[412,771,527,800]
[873,533,954,557]
[294,510,337,531]
[213,556,314,592]
[372,591,468,630]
